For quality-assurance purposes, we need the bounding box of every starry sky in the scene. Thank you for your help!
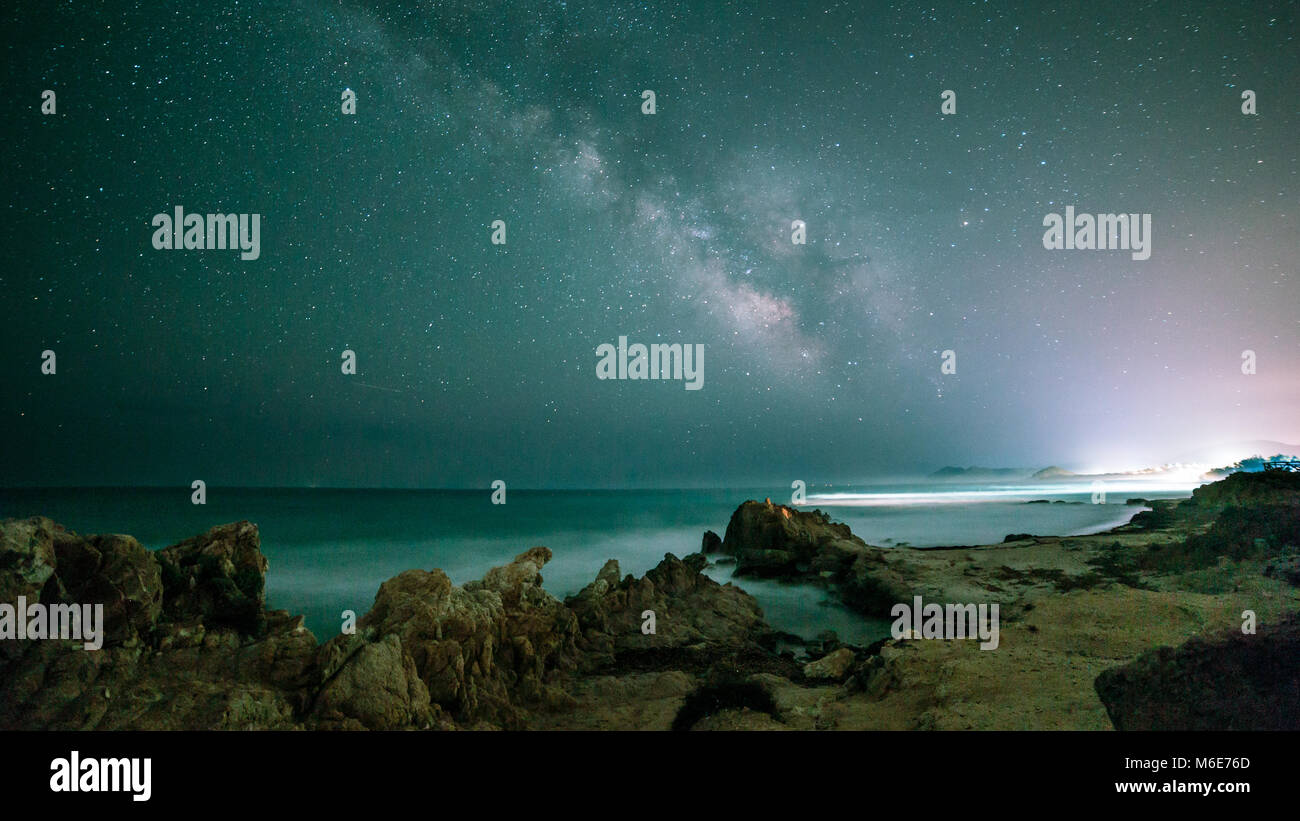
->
[3,0,1297,488]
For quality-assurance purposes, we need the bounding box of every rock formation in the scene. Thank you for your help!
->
[0,518,316,730]
[0,517,771,731]
[719,499,866,576]
[566,552,766,668]
[4,469,1297,731]
[311,545,581,729]
[713,499,914,617]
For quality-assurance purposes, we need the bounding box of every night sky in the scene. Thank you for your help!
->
[3,1,1297,488]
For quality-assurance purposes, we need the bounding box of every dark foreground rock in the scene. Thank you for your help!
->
[0,518,315,730]
[1094,613,1300,730]
[0,517,772,730]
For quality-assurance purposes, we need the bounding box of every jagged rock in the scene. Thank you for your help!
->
[1,517,784,732]
[803,647,855,681]
[719,499,868,577]
[0,611,317,730]
[567,552,765,667]
[0,517,313,730]
[701,530,722,553]
[233,610,318,689]
[0,517,59,665]
[468,547,581,711]
[157,521,268,634]
[309,633,435,730]
[0,520,162,669]
[714,501,913,618]
[472,545,552,605]
[50,531,162,646]
[330,546,580,728]
[1094,613,1300,730]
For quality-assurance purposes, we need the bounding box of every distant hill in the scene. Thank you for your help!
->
[928,466,1033,480]
[1032,466,1077,480]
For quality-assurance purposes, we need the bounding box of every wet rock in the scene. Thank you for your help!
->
[701,530,722,553]
[713,501,915,618]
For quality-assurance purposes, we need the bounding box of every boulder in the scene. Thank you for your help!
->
[309,633,435,730]
[712,501,914,618]
[803,647,855,681]
[719,499,869,577]
[1094,613,1300,730]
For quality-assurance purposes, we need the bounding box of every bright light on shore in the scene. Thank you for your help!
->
[808,477,1209,507]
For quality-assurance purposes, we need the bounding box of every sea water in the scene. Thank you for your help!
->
[0,482,1196,645]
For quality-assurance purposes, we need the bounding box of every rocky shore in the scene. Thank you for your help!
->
[2,470,1297,730]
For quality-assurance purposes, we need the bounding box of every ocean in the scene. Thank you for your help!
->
[0,481,1199,646]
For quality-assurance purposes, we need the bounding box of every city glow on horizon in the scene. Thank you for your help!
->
[808,477,1211,507]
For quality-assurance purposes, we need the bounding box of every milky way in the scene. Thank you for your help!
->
[3,1,1297,487]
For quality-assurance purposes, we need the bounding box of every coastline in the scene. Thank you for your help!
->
[2,471,1298,730]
